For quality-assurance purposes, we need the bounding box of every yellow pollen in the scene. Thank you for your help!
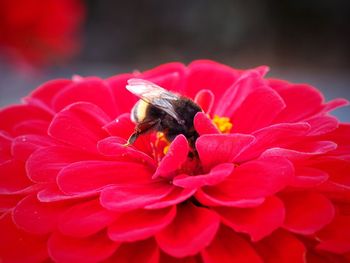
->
[156,132,170,154]
[212,115,233,133]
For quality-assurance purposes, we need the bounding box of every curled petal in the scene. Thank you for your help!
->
[153,135,189,179]
[194,89,215,114]
[108,206,176,242]
[156,203,220,258]
[194,112,219,136]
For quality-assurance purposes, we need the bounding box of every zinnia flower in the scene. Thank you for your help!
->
[1,60,350,262]
[0,0,85,67]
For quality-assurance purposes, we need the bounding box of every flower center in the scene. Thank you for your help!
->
[212,114,233,133]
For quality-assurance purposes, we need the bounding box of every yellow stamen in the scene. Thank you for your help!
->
[212,114,233,133]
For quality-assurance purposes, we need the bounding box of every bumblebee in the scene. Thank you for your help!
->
[125,78,202,148]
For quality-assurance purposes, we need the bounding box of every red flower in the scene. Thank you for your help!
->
[1,60,350,262]
[0,0,85,67]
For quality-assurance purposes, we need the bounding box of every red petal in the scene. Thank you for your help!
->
[106,238,159,263]
[309,157,350,188]
[306,115,339,136]
[100,181,173,211]
[262,141,337,161]
[214,68,266,117]
[237,122,310,162]
[0,213,48,263]
[202,226,263,263]
[273,84,324,123]
[48,232,119,263]
[59,199,119,238]
[52,78,118,118]
[290,167,328,188]
[13,195,68,235]
[196,133,255,169]
[194,89,215,114]
[11,134,56,161]
[215,196,285,241]
[156,203,220,258]
[186,60,239,102]
[281,192,335,235]
[107,73,138,115]
[145,187,196,209]
[103,113,134,138]
[27,146,97,183]
[37,184,95,202]
[48,102,110,152]
[194,112,219,136]
[316,213,350,254]
[0,195,22,212]
[230,88,285,133]
[154,135,189,179]
[108,206,176,241]
[317,123,350,156]
[200,156,294,205]
[0,132,12,161]
[0,159,32,194]
[173,163,234,189]
[57,161,152,195]
[26,79,72,112]
[255,229,306,263]
[196,189,265,208]
[159,252,198,263]
[140,62,187,94]
[12,119,50,135]
[0,104,52,135]
[97,136,156,167]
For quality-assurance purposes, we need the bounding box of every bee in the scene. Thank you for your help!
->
[125,78,202,148]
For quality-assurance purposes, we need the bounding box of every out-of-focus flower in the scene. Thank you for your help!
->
[0,60,350,262]
[0,0,85,68]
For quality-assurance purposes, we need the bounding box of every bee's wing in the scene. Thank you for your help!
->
[126,78,182,122]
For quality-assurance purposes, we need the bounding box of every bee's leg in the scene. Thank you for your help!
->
[125,119,160,146]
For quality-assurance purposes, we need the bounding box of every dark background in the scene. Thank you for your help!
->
[1,0,349,120]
